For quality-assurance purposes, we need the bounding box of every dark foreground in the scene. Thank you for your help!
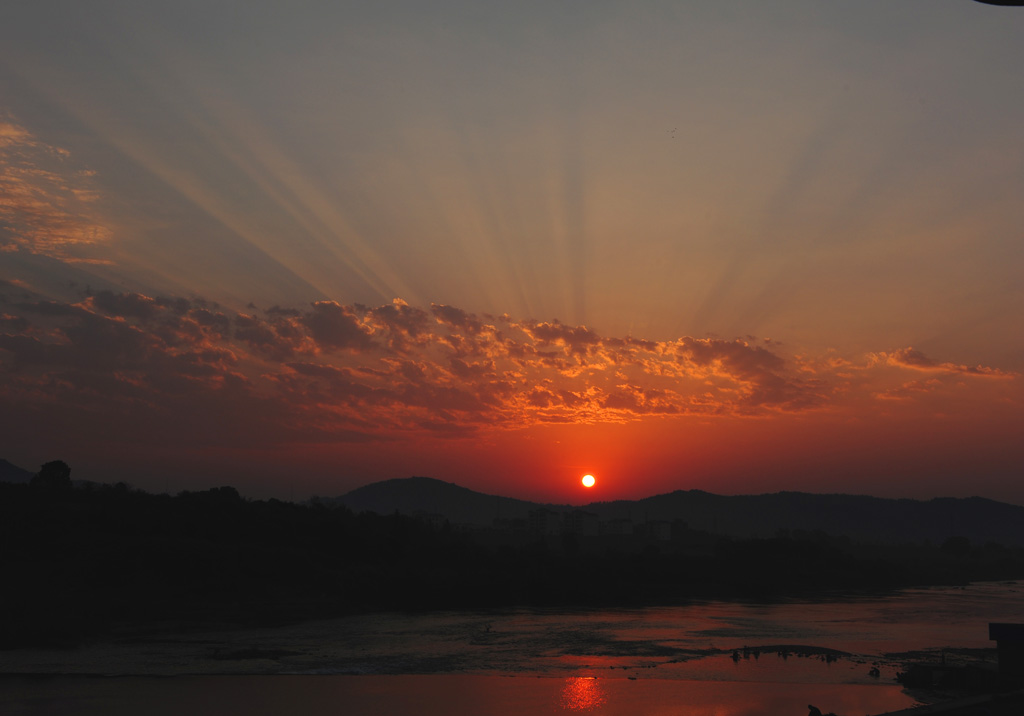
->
[876,690,1024,715]
[4,481,1024,648]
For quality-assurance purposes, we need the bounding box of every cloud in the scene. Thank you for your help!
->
[301,301,375,352]
[0,292,1018,452]
[0,118,112,262]
[520,320,602,355]
[89,291,162,320]
[431,303,485,333]
[872,347,1012,378]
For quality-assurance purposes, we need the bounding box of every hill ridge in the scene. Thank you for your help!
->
[0,459,33,484]
[334,477,1024,546]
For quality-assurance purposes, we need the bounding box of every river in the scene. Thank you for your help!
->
[2,580,1022,715]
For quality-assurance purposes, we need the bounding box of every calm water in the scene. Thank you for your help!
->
[3,581,1022,715]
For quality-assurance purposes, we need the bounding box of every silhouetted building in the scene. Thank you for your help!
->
[646,520,672,541]
[492,517,528,533]
[529,508,562,535]
[601,518,633,536]
[990,622,1024,680]
[564,510,599,537]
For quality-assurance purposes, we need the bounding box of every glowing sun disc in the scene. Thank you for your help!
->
[582,474,596,488]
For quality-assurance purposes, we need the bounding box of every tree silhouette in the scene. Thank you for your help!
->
[31,460,71,490]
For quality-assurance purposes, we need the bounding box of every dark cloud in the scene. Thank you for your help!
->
[0,333,63,366]
[369,299,429,337]
[234,313,296,360]
[301,301,375,351]
[527,387,556,407]
[88,291,162,320]
[431,303,484,333]
[0,314,30,332]
[522,320,602,355]
[679,337,785,375]
[286,361,352,380]
[15,299,86,317]
[188,308,232,334]
[448,357,494,380]
[153,296,193,315]
[878,347,1010,378]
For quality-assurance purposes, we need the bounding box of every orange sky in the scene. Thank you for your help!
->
[2,1,1023,503]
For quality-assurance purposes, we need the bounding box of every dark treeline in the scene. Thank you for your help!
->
[3,478,1024,649]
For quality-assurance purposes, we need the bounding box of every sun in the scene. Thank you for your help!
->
[581,474,596,488]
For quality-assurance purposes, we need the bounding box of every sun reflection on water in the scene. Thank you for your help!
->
[560,677,607,712]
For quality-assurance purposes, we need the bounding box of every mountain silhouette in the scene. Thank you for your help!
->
[336,476,569,525]
[334,477,1024,546]
[0,459,33,484]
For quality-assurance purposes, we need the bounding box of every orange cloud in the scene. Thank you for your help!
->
[0,118,112,262]
[1,289,1018,452]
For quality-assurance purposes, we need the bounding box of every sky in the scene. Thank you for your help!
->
[1,0,1023,504]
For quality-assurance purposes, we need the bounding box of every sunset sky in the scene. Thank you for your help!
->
[2,1,1023,504]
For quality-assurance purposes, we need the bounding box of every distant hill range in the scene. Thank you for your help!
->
[0,459,33,484]
[334,476,1024,546]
